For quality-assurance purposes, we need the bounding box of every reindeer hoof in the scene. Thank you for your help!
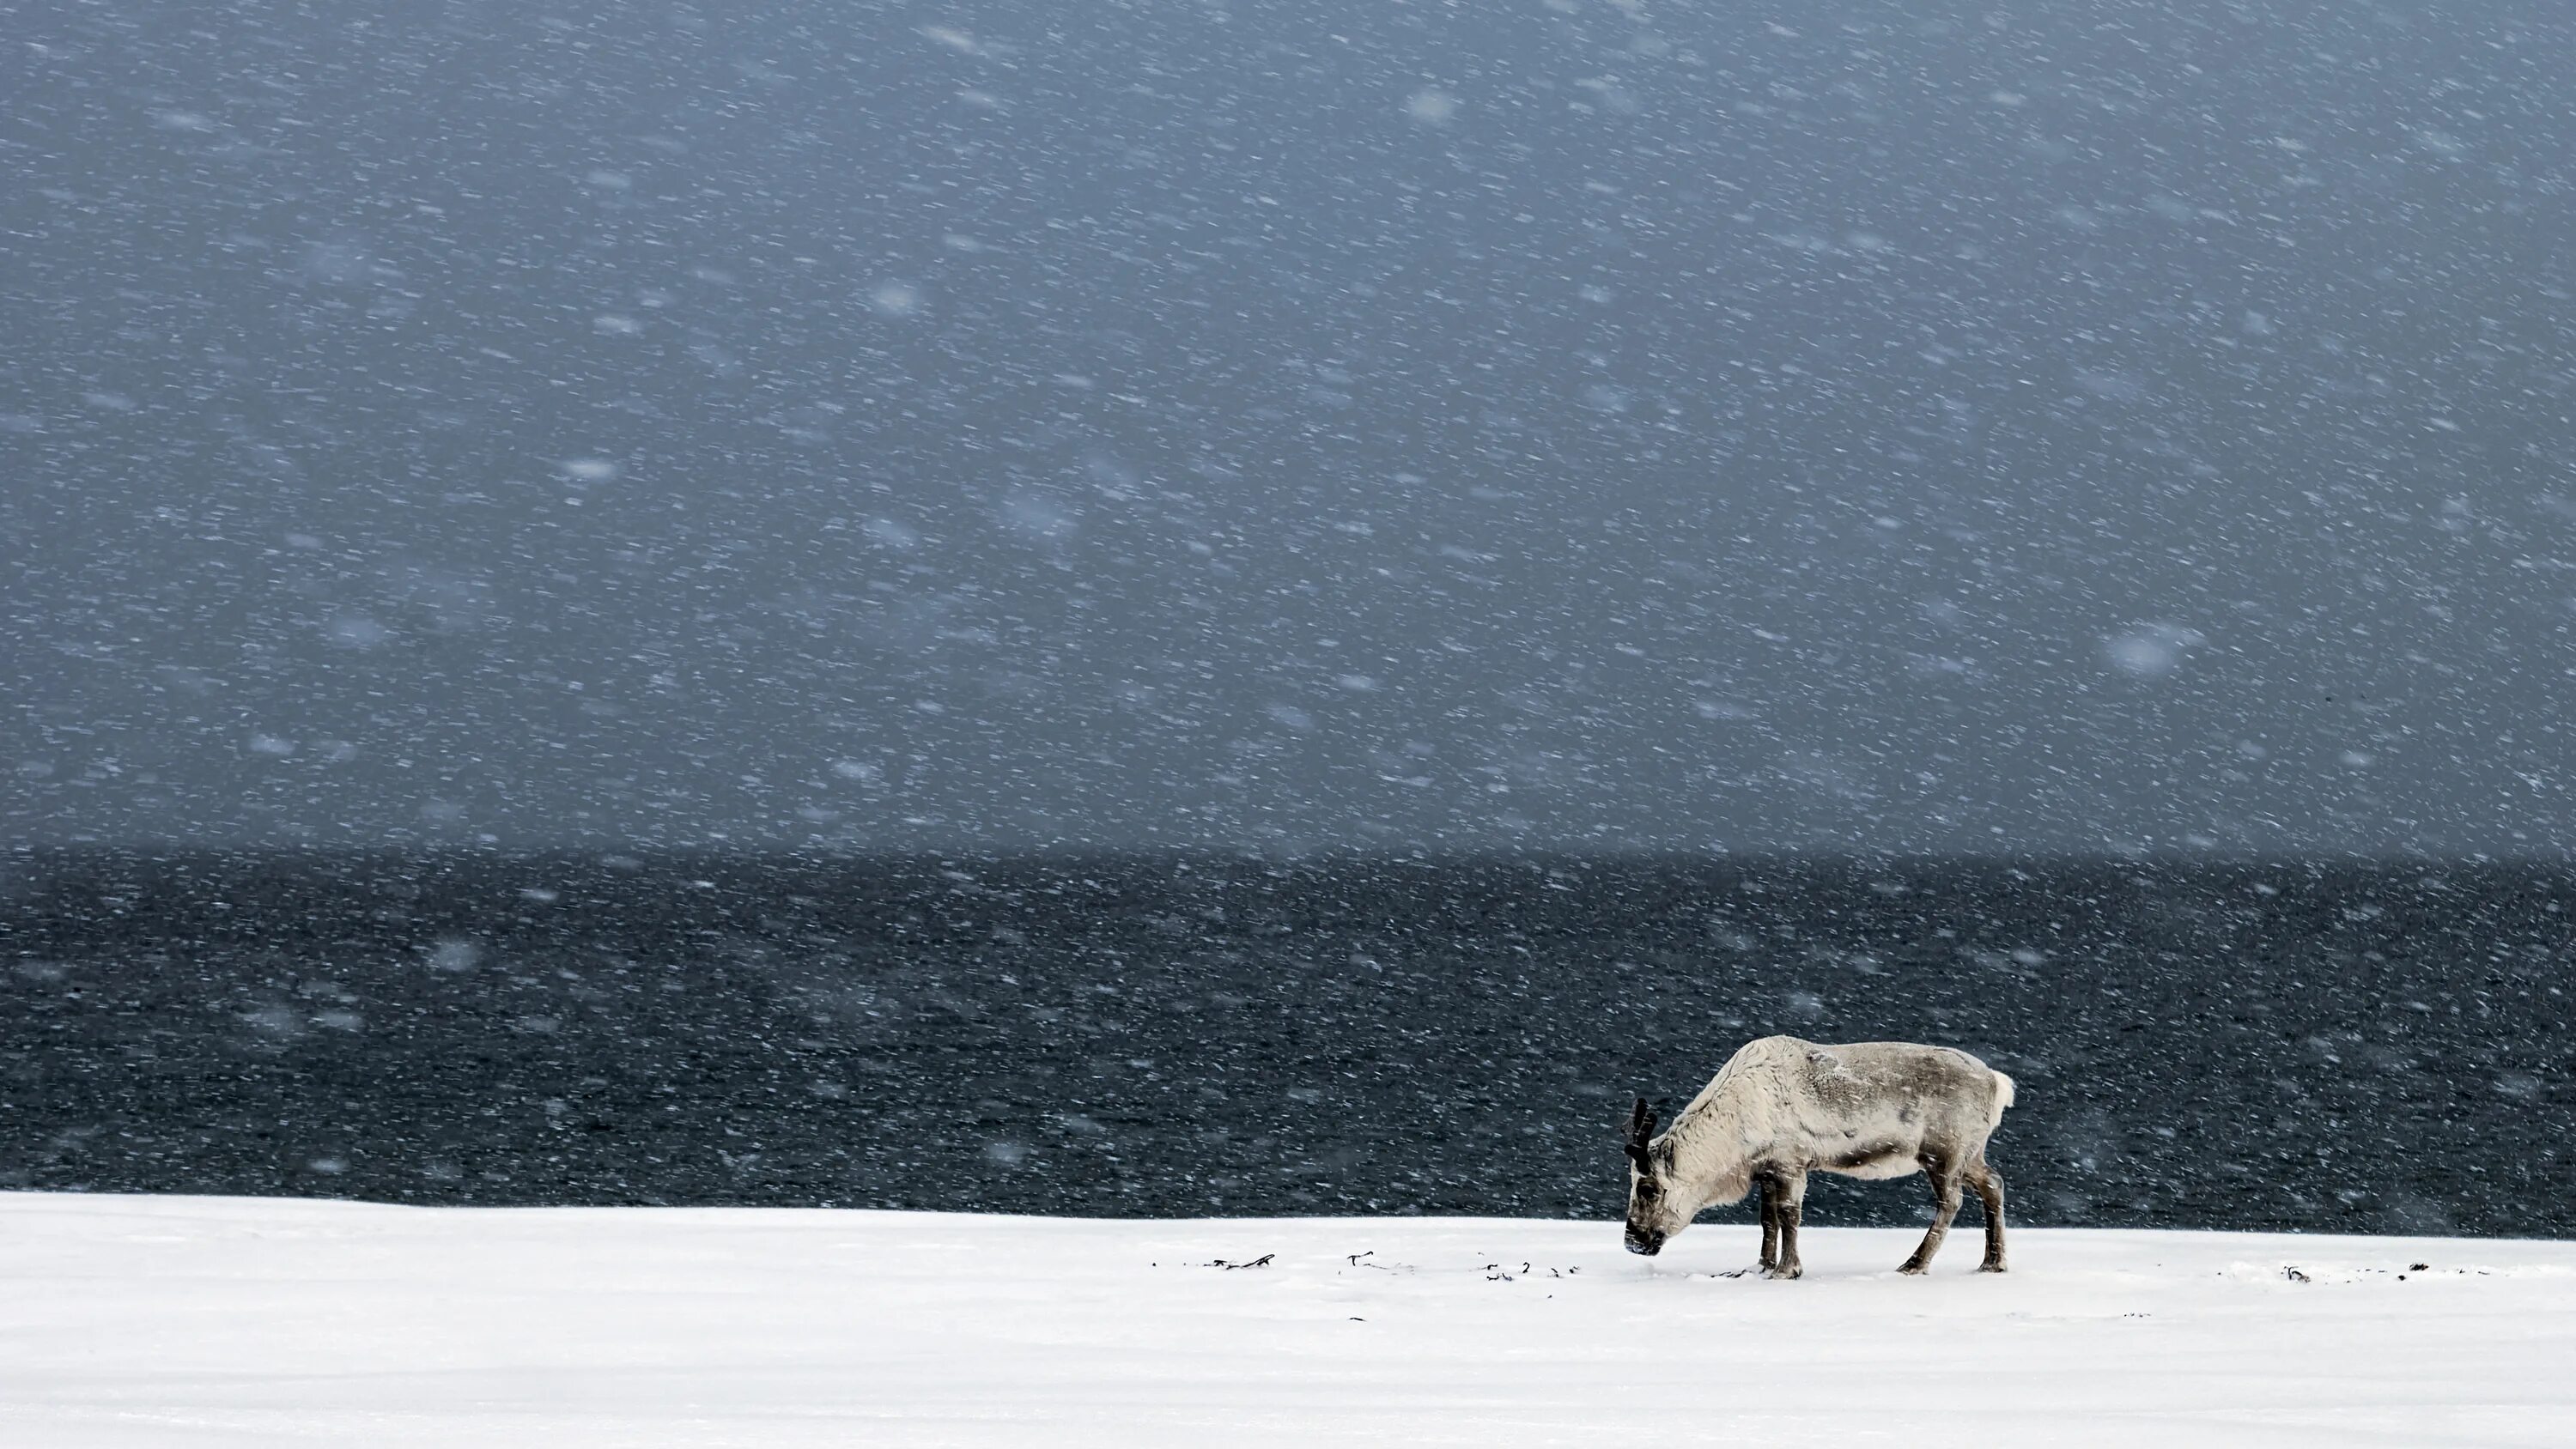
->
[1763,1264,1802,1281]
[1897,1263,1929,1276]
[1978,1262,2008,1274]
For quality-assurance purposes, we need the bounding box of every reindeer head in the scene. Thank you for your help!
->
[1621,1095,1680,1256]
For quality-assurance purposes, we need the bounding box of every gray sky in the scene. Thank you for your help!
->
[8,0,2574,856]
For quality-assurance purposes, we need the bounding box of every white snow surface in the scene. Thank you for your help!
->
[6,1192,2573,1447]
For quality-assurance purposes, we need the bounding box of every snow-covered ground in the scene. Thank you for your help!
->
[5,1193,2572,1447]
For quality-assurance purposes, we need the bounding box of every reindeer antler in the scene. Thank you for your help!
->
[1625,1095,1657,1170]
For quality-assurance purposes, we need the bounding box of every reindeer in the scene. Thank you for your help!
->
[1621,1035,2014,1277]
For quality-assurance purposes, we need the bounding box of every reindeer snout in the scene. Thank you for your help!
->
[1624,1230,1665,1257]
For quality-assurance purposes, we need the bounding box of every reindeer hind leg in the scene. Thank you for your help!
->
[1969,1161,2008,1273]
[1899,1155,1963,1275]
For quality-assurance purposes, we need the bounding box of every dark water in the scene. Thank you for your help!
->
[3,851,2570,1237]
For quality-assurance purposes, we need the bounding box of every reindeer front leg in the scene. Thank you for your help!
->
[1758,1174,1781,1271]
[1765,1170,1807,1280]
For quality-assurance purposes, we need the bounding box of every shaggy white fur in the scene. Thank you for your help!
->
[1625,1035,2014,1275]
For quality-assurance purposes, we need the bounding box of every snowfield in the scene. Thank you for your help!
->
[5,1193,2573,1447]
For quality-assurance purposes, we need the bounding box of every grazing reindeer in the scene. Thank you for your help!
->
[1622,1035,2014,1277]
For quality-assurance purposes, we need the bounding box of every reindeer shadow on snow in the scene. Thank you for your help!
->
[1622,1035,2015,1278]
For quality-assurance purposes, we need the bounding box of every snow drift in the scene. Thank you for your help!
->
[4,1192,2571,1446]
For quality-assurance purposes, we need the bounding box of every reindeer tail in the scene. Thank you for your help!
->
[1990,1070,2017,1124]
